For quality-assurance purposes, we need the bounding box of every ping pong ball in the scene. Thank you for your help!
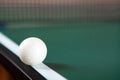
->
[18,37,47,66]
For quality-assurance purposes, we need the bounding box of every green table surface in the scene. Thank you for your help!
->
[1,21,120,80]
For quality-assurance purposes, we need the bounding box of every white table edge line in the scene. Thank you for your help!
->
[0,32,67,80]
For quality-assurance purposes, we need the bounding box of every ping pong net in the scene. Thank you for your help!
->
[0,0,120,22]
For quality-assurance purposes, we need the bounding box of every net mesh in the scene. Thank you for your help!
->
[0,0,120,22]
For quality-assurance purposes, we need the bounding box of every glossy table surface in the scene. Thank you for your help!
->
[0,21,120,80]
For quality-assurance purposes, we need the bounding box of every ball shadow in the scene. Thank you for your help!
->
[45,63,75,71]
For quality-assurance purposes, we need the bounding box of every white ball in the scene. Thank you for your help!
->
[18,37,47,66]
